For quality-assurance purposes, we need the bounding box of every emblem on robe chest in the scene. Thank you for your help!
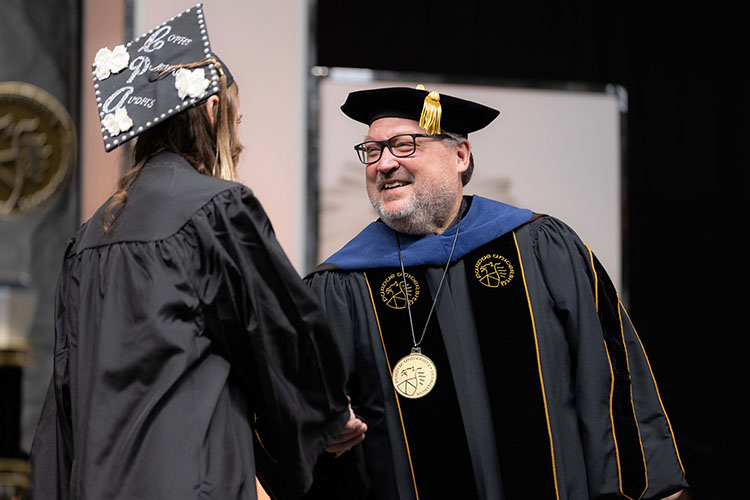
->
[474,253,514,288]
[380,272,420,309]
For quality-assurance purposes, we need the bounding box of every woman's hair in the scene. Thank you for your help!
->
[102,75,242,233]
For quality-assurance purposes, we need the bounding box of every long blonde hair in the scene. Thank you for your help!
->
[102,76,242,233]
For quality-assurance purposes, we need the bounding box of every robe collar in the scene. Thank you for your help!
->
[324,195,532,270]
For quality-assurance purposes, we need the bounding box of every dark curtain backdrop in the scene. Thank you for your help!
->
[315,2,746,498]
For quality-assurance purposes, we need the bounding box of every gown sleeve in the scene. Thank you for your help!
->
[29,242,76,500]
[189,186,350,500]
[302,270,372,500]
[531,217,687,499]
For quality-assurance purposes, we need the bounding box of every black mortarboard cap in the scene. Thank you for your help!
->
[340,85,500,136]
[92,3,233,152]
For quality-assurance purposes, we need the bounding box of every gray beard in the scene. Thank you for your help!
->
[372,184,459,235]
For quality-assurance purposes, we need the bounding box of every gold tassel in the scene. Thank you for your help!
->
[416,84,441,135]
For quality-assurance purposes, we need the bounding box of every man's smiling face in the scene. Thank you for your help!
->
[364,117,469,235]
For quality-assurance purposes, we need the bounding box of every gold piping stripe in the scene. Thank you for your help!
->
[616,301,649,500]
[253,428,278,464]
[252,414,280,500]
[621,305,686,476]
[587,246,629,496]
[513,232,560,500]
[254,474,280,500]
[363,272,420,500]
[585,244,599,311]
[585,245,648,499]
[602,339,635,500]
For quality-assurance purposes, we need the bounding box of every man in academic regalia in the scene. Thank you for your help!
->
[304,86,688,500]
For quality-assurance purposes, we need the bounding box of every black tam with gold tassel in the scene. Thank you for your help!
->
[340,85,499,136]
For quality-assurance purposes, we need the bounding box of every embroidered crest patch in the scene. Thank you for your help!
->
[474,254,514,288]
[380,272,420,309]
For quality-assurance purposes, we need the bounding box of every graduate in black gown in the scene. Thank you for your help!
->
[29,6,364,499]
[304,86,688,500]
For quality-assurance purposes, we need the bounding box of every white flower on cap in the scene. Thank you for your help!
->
[174,67,210,100]
[102,107,134,136]
[94,45,130,81]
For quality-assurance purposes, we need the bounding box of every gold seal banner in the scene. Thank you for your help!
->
[0,82,77,217]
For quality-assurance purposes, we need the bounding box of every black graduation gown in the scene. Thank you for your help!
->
[29,152,350,500]
[304,195,687,500]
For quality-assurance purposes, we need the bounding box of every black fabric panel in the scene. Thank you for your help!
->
[463,232,557,499]
[592,253,646,498]
[365,267,478,500]
[0,367,23,457]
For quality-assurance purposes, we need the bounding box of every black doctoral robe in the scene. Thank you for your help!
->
[304,195,687,500]
[29,152,350,500]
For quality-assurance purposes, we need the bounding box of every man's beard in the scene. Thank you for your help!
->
[370,181,460,235]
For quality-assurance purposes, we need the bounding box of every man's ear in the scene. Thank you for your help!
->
[204,95,220,127]
[455,139,471,174]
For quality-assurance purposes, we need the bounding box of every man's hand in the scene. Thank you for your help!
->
[327,403,367,457]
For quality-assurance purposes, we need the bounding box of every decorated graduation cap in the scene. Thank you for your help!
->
[340,85,500,136]
[92,3,232,152]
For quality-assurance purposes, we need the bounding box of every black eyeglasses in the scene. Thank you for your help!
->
[353,133,449,165]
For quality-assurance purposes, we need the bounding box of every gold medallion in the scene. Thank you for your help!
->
[392,347,437,399]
